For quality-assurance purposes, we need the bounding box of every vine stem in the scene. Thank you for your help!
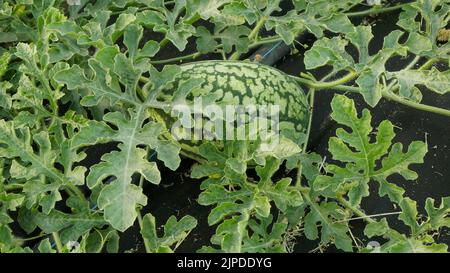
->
[52,232,64,253]
[249,36,285,48]
[345,3,411,17]
[64,184,86,201]
[3,183,24,191]
[303,89,315,153]
[298,187,377,230]
[21,233,48,242]
[248,18,267,41]
[5,180,85,202]
[291,74,450,118]
[418,58,438,71]
[136,209,152,253]
[295,211,401,233]
[229,17,267,61]
[381,89,450,117]
[295,71,337,187]
[295,179,390,246]
[337,197,376,224]
[296,88,315,187]
[292,70,358,89]
[334,211,401,223]
[404,56,421,70]
[150,52,202,65]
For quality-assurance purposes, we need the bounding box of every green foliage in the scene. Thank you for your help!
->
[363,197,450,253]
[0,0,448,254]
[306,95,448,253]
[302,199,353,251]
[140,213,197,253]
[192,141,302,253]
[313,95,427,205]
[304,0,450,106]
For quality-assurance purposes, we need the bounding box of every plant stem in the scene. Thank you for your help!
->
[158,38,170,49]
[21,233,48,242]
[179,149,207,164]
[334,211,401,223]
[4,183,24,191]
[346,3,410,17]
[150,52,203,64]
[296,88,316,186]
[405,56,421,70]
[52,232,64,253]
[69,185,84,198]
[229,17,267,60]
[136,209,152,253]
[303,89,315,153]
[418,58,437,71]
[381,90,450,117]
[164,132,207,163]
[313,71,358,89]
[296,210,401,234]
[64,184,86,201]
[291,74,450,118]
[249,37,285,49]
[248,18,268,41]
[337,197,376,224]
[296,182,382,239]
[335,84,450,117]
[291,70,357,89]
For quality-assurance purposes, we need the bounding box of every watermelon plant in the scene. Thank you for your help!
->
[0,0,449,253]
